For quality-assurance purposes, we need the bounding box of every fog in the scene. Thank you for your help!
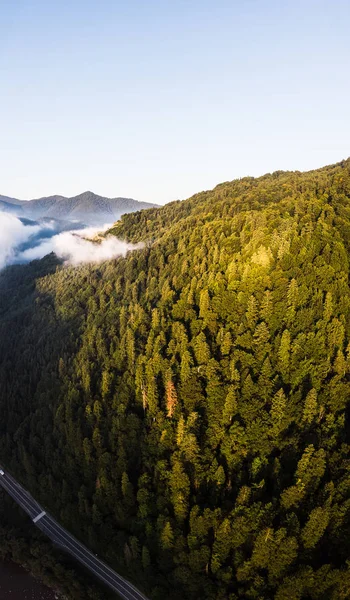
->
[0,212,41,269]
[0,212,137,269]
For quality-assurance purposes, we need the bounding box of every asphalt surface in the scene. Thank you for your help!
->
[0,468,149,600]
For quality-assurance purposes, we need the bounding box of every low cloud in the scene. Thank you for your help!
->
[0,212,137,269]
[20,231,137,265]
[0,212,40,269]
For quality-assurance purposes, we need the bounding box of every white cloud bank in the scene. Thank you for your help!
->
[0,212,137,269]
[0,212,40,269]
[21,231,137,265]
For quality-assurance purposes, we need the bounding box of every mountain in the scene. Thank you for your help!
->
[0,195,23,214]
[0,191,158,225]
[1,159,350,599]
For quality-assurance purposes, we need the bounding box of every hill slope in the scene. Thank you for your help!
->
[0,191,158,224]
[1,159,350,599]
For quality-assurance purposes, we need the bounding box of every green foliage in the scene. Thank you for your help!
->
[2,160,350,598]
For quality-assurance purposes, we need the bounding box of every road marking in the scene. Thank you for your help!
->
[40,520,138,600]
[45,515,147,599]
[0,478,38,515]
[0,472,149,600]
[33,510,46,523]
[43,518,147,600]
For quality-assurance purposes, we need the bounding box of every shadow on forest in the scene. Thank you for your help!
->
[0,252,75,486]
[0,252,119,599]
[0,253,62,315]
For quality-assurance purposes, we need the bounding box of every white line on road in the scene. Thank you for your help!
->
[42,518,147,600]
[45,515,147,599]
[0,477,39,515]
[33,510,46,523]
[0,472,149,600]
[40,520,140,600]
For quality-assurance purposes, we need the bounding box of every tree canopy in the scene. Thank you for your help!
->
[1,159,350,598]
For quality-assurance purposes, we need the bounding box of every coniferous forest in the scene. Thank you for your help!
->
[2,160,350,599]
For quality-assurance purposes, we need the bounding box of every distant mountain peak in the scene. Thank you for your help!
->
[0,192,159,225]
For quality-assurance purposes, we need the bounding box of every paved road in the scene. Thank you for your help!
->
[0,468,149,600]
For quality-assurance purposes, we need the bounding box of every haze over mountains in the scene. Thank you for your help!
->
[0,191,158,225]
[0,191,156,268]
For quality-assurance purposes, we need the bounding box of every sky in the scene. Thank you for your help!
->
[0,0,349,205]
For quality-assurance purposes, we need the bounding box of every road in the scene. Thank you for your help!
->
[0,468,149,600]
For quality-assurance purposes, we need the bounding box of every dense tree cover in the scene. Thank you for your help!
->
[1,159,350,599]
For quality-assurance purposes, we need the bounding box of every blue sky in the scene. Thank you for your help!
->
[0,0,349,205]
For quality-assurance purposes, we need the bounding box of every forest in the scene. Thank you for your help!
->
[1,159,350,599]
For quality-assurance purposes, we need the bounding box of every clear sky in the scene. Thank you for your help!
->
[0,0,349,205]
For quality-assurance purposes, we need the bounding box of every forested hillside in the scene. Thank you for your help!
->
[1,159,350,599]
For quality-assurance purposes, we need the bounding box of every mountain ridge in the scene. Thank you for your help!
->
[0,190,158,225]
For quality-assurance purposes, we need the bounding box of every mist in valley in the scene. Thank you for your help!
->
[0,211,136,269]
